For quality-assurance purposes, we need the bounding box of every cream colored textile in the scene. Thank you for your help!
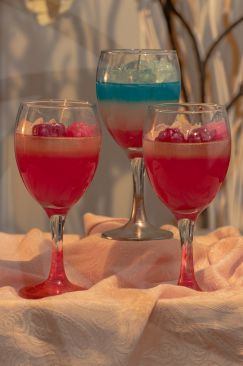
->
[0,213,243,365]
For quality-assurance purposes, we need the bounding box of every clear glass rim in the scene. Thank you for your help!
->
[100,49,177,55]
[20,99,96,110]
[149,102,226,114]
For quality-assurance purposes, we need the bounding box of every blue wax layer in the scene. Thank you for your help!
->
[96,81,180,102]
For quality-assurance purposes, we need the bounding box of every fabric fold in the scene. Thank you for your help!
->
[0,213,242,365]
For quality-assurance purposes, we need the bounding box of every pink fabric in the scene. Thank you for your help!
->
[0,213,243,365]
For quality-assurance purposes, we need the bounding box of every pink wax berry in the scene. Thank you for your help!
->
[188,127,216,143]
[32,122,66,137]
[32,123,51,137]
[48,122,66,137]
[156,128,185,143]
[66,121,96,137]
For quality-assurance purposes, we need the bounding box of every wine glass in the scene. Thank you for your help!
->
[15,100,101,298]
[143,103,231,290]
[96,49,181,241]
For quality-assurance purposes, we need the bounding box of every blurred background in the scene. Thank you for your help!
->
[0,0,242,234]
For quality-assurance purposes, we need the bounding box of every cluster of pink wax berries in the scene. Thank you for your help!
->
[32,121,96,137]
[156,126,223,143]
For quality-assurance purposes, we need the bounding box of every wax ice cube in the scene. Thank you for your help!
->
[48,118,56,124]
[154,59,179,83]
[16,119,31,135]
[122,60,157,83]
[17,118,45,135]
[108,58,178,83]
[171,115,201,137]
[108,66,126,83]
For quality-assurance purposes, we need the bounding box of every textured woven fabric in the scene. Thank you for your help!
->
[0,213,243,365]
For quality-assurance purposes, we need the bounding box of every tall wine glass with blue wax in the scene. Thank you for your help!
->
[96,49,181,241]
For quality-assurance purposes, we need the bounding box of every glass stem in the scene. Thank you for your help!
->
[48,215,67,282]
[178,218,199,289]
[129,157,148,225]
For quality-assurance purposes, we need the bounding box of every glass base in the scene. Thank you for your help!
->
[19,278,84,299]
[102,222,173,241]
[178,277,202,291]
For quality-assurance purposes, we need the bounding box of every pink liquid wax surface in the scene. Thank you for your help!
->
[15,133,101,216]
[108,127,142,149]
[144,137,231,220]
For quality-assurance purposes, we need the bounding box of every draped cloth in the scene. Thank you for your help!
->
[0,213,243,365]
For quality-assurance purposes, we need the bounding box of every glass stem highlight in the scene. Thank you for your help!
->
[129,157,148,225]
[48,215,67,282]
[178,218,201,290]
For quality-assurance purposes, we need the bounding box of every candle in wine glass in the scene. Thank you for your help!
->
[15,100,101,298]
[96,49,181,241]
[143,103,231,290]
